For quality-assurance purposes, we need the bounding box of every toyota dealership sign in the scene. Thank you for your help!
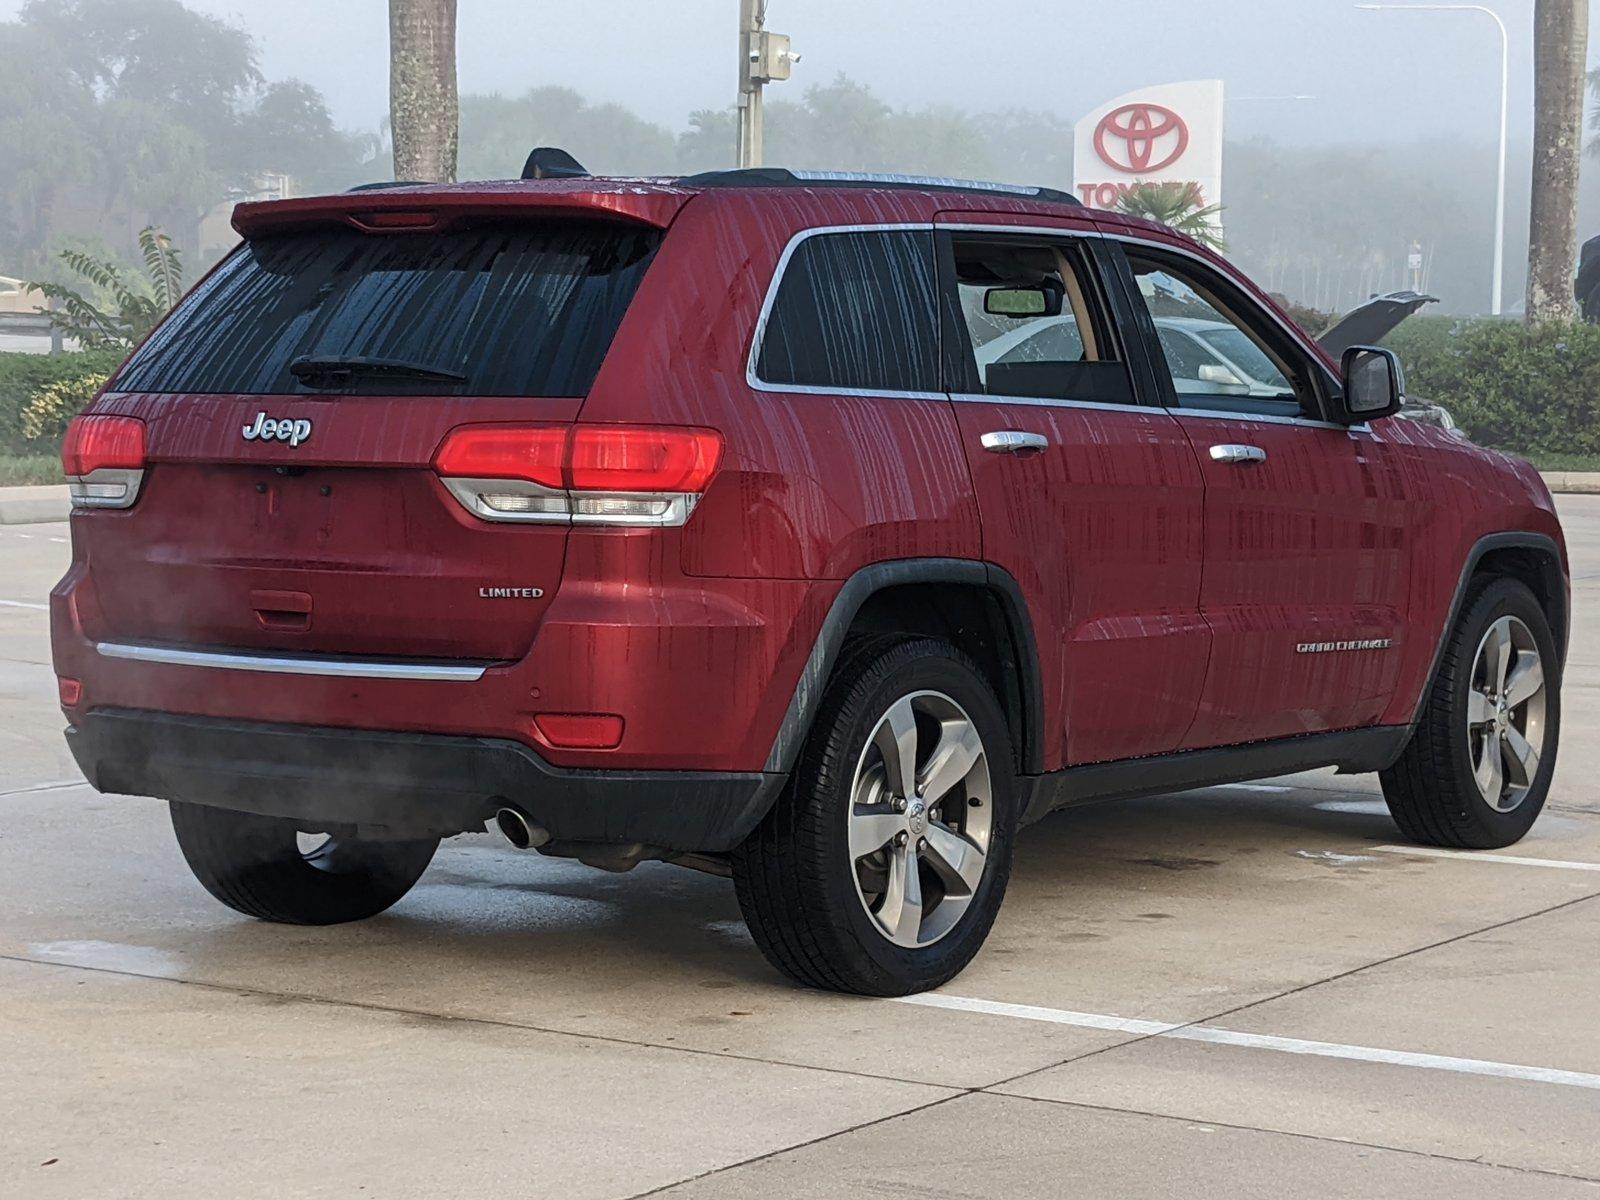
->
[1074,79,1224,217]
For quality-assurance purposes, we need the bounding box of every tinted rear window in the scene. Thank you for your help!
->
[755,229,939,393]
[113,223,660,396]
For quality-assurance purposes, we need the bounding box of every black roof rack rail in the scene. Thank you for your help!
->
[677,167,1080,206]
[345,180,432,192]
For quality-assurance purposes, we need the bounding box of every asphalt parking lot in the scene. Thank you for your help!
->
[2,498,1599,1199]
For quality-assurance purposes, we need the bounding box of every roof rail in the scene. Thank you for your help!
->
[345,180,432,192]
[678,167,1080,206]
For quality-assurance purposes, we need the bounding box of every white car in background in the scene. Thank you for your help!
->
[976,313,1286,397]
[974,292,1460,432]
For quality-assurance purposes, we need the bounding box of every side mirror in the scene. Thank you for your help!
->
[1335,346,1404,423]
[984,285,1063,318]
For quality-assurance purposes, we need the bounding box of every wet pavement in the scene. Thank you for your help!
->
[2,498,1598,1198]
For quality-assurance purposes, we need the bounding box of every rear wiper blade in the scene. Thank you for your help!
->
[289,355,467,385]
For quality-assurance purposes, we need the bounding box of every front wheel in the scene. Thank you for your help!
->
[1381,577,1560,849]
[169,802,438,925]
[733,637,1019,995]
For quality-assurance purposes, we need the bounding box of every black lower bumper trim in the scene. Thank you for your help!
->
[67,708,785,850]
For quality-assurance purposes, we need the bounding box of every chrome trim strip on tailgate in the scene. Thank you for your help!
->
[95,642,488,682]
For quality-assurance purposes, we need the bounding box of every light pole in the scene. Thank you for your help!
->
[1356,4,1510,315]
[737,0,798,168]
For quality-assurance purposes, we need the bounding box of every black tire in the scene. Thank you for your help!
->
[733,636,1019,996]
[169,802,438,925]
[1381,577,1561,849]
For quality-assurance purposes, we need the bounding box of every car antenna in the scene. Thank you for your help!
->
[521,147,590,180]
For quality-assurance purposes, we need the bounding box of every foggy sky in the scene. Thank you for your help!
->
[6,0,1596,152]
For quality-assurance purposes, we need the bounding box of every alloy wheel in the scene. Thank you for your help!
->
[1466,615,1548,813]
[847,690,993,948]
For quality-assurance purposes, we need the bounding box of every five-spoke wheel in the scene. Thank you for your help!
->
[848,691,993,948]
[1383,576,1560,849]
[1465,614,1548,813]
[733,637,1018,995]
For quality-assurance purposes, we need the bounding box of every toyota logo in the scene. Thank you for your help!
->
[1094,103,1190,175]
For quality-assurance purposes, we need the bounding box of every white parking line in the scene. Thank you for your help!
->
[0,779,86,798]
[894,993,1600,1091]
[0,598,47,610]
[1370,845,1600,872]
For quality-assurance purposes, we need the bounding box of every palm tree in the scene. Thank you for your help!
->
[389,0,459,182]
[1527,0,1588,322]
[1113,183,1227,252]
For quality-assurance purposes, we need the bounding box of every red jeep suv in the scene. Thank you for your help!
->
[51,163,1568,996]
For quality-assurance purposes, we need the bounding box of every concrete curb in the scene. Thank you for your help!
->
[0,485,69,525]
[1539,472,1600,496]
[2,470,1599,526]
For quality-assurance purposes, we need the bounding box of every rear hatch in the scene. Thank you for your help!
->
[80,201,668,662]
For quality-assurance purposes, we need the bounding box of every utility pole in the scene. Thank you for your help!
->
[1527,0,1589,322]
[737,0,798,168]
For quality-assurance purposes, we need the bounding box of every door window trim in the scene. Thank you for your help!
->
[1101,234,1348,426]
[936,225,1152,410]
[743,219,1367,431]
[745,222,945,401]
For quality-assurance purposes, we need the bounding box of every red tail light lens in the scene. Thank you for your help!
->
[432,425,567,489]
[62,415,148,509]
[565,426,722,493]
[62,415,146,477]
[433,424,724,527]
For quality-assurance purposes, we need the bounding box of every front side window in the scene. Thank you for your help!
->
[755,229,940,393]
[946,235,1133,405]
[1126,253,1314,417]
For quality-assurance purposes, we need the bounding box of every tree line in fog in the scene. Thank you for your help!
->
[5,0,1595,317]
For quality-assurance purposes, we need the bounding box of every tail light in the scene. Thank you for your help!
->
[434,424,723,526]
[62,415,147,509]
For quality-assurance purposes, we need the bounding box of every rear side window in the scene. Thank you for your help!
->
[755,229,939,394]
[113,223,660,396]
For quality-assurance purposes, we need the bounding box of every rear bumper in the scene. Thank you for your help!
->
[66,708,784,849]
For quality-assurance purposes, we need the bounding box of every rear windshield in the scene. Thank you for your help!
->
[112,222,660,396]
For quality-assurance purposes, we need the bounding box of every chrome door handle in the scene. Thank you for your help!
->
[981,431,1050,455]
[1209,443,1267,465]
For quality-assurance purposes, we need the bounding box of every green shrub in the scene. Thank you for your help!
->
[1381,314,1466,372]
[0,350,123,453]
[22,372,109,444]
[0,454,63,486]
[1384,319,1600,457]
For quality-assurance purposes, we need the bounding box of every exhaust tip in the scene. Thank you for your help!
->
[495,807,550,851]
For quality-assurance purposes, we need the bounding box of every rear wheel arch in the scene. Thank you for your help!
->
[763,560,1044,778]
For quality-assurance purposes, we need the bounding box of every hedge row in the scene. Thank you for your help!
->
[0,350,121,455]
[1384,317,1600,458]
